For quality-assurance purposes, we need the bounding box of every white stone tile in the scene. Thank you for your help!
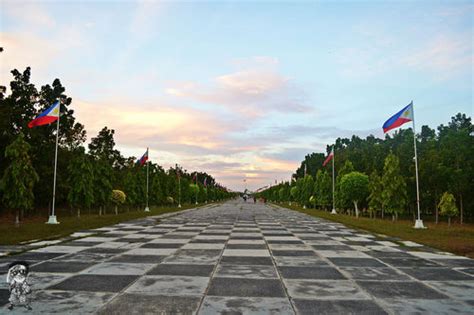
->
[223,249,270,257]
[123,248,178,256]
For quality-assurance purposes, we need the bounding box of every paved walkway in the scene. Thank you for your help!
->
[1,200,474,314]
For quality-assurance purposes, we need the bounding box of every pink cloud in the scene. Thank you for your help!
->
[165,58,311,118]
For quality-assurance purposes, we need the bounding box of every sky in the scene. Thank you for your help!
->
[1,0,472,192]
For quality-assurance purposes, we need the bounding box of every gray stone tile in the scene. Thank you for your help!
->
[82,262,155,275]
[328,257,387,267]
[285,280,370,300]
[215,264,278,279]
[279,266,346,280]
[340,267,411,281]
[272,250,316,257]
[48,274,139,292]
[0,289,10,306]
[220,256,273,266]
[140,243,183,249]
[400,267,474,281]
[97,294,201,314]
[379,298,473,314]
[427,281,474,300]
[293,299,387,315]
[32,261,95,273]
[207,278,286,297]
[147,264,214,277]
[109,255,166,264]
[226,244,268,249]
[200,296,295,314]
[378,257,442,267]
[126,276,209,296]
[273,256,329,267]
[356,281,449,299]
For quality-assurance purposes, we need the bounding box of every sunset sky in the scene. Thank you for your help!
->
[1,0,472,191]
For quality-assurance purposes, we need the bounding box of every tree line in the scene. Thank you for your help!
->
[0,67,234,223]
[258,112,473,224]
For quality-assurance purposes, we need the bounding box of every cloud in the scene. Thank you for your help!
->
[0,32,59,77]
[166,57,312,118]
[2,1,56,29]
[401,34,472,80]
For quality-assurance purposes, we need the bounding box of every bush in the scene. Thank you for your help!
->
[111,190,126,214]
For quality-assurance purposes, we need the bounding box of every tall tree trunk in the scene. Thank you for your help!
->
[381,208,384,219]
[99,206,102,216]
[115,205,118,215]
[77,208,80,218]
[392,214,395,222]
[354,201,359,218]
[448,216,451,227]
[459,194,463,225]
[15,210,20,228]
[435,199,439,224]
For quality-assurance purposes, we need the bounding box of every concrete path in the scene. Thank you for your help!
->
[1,200,473,314]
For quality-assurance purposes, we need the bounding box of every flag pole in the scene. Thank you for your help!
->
[195,173,198,205]
[412,102,425,229]
[331,146,337,214]
[46,101,60,224]
[144,148,150,212]
[177,164,181,208]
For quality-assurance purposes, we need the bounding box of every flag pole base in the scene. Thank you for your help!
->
[144,206,150,212]
[46,215,59,224]
[414,219,426,229]
[331,209,337,215]
[178,204,181,208]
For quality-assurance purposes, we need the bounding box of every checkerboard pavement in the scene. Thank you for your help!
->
[1,200,473,314]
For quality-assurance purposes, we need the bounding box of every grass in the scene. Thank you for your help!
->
[274,203,474,259]
[0,204,207,245]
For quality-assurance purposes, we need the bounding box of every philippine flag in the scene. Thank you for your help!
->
[383,102,414,133]
[28,101,60,128]
[323,148,334,167]
[137,149,149,166]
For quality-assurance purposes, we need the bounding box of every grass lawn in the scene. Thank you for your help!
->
[275,203,474,259]
[0,204,206,245]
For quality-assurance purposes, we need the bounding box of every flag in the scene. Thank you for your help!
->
[203,177,207,187]
[383,102,414,133]
[28,101,60,128]
[323,148,334,167]
[304,163,307,176]
[137,149,148,166]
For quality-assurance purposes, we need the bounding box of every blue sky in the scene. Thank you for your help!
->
[1,0,472,191]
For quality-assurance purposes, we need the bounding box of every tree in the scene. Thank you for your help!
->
[438,192,458,226]
[111,190,126,215]
[92,159,113,214]
[67,147,94,217]
[290,186,299,205]
[301,175,314,208]
[314,170,331,210]
[368,171,383,218]
[382,153,407,221]
[0,133,38,226]
[339,171,369,218]
[336,160,355,210]
[189,184,199,204]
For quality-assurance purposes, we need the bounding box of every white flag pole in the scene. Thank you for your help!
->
[331,146,337,214]
[46,101,60,224]
[412,102,425,229]
[177,164,181,208]
[144,148,150,212]
[195,173,198,205]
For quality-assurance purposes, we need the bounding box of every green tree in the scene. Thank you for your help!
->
[368,170,383,219]
[336,160,355,210]
[382,153,407,221]
[438,192,458,226]
[67,147,94,218]
[314,170,331,209]
[290,186,299,205]
[0,133,38,226]
[340,171,369,218]
[301,175,314,208]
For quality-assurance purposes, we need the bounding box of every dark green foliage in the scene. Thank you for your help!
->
[0,68,234,218]
[340,171,369,217]
[0,133,39,222]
